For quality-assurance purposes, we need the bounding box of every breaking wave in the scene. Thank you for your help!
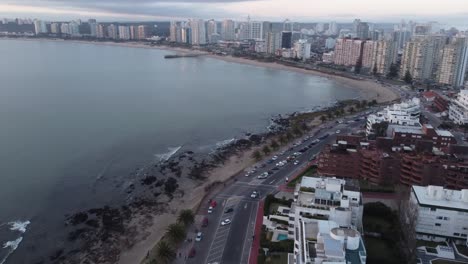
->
[0,220,30,264]
[155,146,182,162]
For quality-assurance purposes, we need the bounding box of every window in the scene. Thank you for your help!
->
[431,208,436,212]
[453,233,460,236]
[443,217,449,221]
[436,216,443,220]
[435,223,441,227]
[461,234,467,238]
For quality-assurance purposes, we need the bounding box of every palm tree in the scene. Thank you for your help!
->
[177,209,194,227]
[270,139,279,150]
[251,150,262,161]
[156,240,176,264]
[165,223,186,244]
[262,145,271,155]
[320,115,327,123]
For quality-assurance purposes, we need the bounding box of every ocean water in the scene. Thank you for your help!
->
[0,39,360,263]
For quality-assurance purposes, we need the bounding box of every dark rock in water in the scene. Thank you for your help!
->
[140,176,157,185]
[186,151,194,154]
[245,133,252,136]
[68,212,88,226]
[85,219,100,228]
[49,249,64,261]
[155,179,165,187]
[188,157,193,161]
[67,228,89,241]
[88,208,104,216]
[101,206,124,233]
[164,177,178,194]
[153,192,161,197]
[249,134,262,144]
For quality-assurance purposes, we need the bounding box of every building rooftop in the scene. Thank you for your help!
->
[389,124,424,135]
[435,129,454,137]
[412,185,468,211]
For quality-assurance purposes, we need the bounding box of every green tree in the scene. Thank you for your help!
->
[334,110,341,117]
[387,63,399,79]
[155,240,176,264]
[320,115,327,123]
[262,145,271,155]
[278,135,288,144]
[270,139,279,150]
[348,107,355,113]
[361,100,368,108]
[372,65,378,75]
[327,111,333,119]
[371,121,389,137]
[165,223,186,244]
[252,150,262,161]
[177,209,194,227]
[286,132,294,140]
[292,126,302,136]
[404,70,413,84]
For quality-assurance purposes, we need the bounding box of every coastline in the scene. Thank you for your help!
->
[0,37,400,264]
[1,37,399,105]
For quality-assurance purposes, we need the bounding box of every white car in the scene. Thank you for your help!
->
[293,160,299,165]
[195,232,203,241]
[221,219,231,226]
[257,172,268,179]
[335,130,341,134]
[251,191,258,198]
[272,155,278,160]
[208,206,213,214]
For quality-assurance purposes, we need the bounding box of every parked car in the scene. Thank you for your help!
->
[221,219,231,226]
[195,232,203,241]
[335,130,341,134]
[224,208,234,213]
[208,206,213,214]
[293,160,299,165]
[188,247,196,258]
[272,155,278,160]
[251,191,258,198]
[257,172,269,179]
[202,217,208,227]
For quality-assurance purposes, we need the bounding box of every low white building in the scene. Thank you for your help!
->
[449,89,468,125]
[411,185,468,244]
[366,97,421,136]
[289,176,366,264]
[293,39,311,60]
[322,51,335,64]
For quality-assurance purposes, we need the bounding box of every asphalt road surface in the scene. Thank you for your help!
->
[186,117,366,264]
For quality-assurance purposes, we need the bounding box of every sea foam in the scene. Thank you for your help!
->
[155,146,182,162]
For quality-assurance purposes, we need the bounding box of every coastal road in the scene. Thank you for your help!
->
[185,118,366,264]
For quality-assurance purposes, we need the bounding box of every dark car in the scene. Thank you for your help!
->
[272,167,279,170]
[188,247,196,258]
[267,170,274,175]
[202,217,208,227]
[224,208,234,213]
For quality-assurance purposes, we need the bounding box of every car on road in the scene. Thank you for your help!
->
[267,170,274,175]
[188,247,196,258]
[208,206,213,214]
[257,172,269,179]
[272,155,278,160]
[318,134,329,140]
[272,166,279,170]
[335,130,341,134]
[221,219,231,226]
[285,177,289,182]
[195,232,203,241]
[224,208,234,213]
[251,191,259,198]
[309,154,317,161]
[202,217,208,227]
[293,160,299,165]
[266,159,274,164]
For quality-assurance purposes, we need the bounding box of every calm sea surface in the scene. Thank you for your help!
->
[0,39,360,263]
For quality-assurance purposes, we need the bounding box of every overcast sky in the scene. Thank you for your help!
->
[1,0,468,27]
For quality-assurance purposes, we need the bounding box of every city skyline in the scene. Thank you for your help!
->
[1,0,468,28]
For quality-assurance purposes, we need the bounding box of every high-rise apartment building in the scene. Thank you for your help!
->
[107,24,118,39]
[437,37,468,87]
[400,36,446,81]
[372,39,398,75]
[221,19,235,40]
[118,25,130,40]
[60,23,70,35]
[69,21,80,36]
[97,24,106,38]
[293,39,311,60]
[361,40,376,68]
[356,22,369,40]
[190,19,206,45]
[266,32,281,54]
[206,19,217,43]
[281,31,292,49]
[333,38,364,66]
[262,21,272,40]
[33,20,47,34]
[328,21,338,35]
[137,25,149,40]
[50,23,60,34]
[169,21,180,42]
[249,21,263,40]
[325,37,336,50]
[283,19,299,31]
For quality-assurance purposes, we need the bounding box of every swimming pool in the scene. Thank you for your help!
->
[277,234,288,241]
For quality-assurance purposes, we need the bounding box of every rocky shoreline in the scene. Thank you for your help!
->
[43,108,303,264]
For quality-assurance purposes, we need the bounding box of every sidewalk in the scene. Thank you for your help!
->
[249,200,265,264]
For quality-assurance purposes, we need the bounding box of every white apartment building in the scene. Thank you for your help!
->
[372,40,398,75]
[411,185,468,244]
[266,32,281,54]
[190,19,206,45]
[249,21,263,40]
[33,20,47,34]
[221,19,235,40]
[294,39,311,60]
[289,176,366,264]
[118,25,130,40]
[449,89,468,125]
[322,51,335,64]
[366,97,421,135]
[361,40,376,69]
[50,23,60,34]
[254,40,267,53]
[325,37,336,50]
